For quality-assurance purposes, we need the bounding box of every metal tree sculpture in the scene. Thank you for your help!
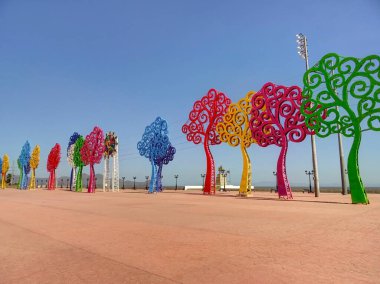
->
[47,143,61,190]
[137,117,169,193]
[1,154,9,189]
[80,126,105,193]
[29,145,40,189]
[74,136,85,191]
[301,53,380,204]
[216,91,257,196]
[250,82,312,199]
[67,132,80,191]
[19,141,31,190]
[103,132,119,192]
[182,89,231,194]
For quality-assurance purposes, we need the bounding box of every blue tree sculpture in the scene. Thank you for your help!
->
[67,132,81,191]
[19,141,31,190]
[137,117,170,193]
[155,144,176,192]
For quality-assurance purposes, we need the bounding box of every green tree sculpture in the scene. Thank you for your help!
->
[301,53,380,204]
[74,136,85,191]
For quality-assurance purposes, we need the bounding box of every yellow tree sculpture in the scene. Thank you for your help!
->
[216,91,256,196]
[29,145,40,189]
[2,154,9,189]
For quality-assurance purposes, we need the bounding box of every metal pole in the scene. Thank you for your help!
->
[223,174,226,192]
[175,175,178,190]
[330,68,348,196]
[304,36,320,197]
[336,111,348,195]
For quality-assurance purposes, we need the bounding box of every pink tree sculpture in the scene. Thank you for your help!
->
[182,89,231,194]
[249,82,312,199]
[47,143,61,190]
[80,126,105,193]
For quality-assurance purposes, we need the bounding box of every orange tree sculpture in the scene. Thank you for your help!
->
[182,89,231,194]
[216,91,256,196]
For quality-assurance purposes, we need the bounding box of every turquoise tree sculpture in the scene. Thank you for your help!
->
[301,53,380,204]
[17,141,31,190]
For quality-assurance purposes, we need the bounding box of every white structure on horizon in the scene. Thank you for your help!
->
[103,133,119,192]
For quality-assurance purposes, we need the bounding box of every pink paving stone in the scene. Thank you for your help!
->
[0,188,379,283]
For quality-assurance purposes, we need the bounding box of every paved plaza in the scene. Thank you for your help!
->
[0,189,379,283]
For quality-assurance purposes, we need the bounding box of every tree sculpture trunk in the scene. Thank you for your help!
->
[276,139,292,199]
[239,144,251,196]
[156,164,163,192]
[48,170,56,190]
[21,167,27,189]
[76,166,83,192]
[30,169,36,189]
[347,128,369,204]
[88,164,95,193]
[18,171,23,189]
[1,173,6,189]
[149,160,157,193]
[70,167,77,191]
[203,138,215,194]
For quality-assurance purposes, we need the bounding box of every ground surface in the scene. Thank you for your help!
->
[0,188,379,284]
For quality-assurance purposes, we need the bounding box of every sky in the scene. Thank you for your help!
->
[0,0,379,187]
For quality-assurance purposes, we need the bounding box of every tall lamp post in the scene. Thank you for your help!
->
[223,173,227,192]
[305,170,314,193]
[145,176,149,190]
[122,177,125,189]
[133,176,136,190]
[296,33,320,197]
[201,174,205,189]
[174,175,179,190]
[272,171,278,193]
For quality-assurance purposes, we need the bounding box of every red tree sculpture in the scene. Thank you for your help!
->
[249,82,312,199]
[80,126,105,193]
[47,143,61,190]
[182,89,231,194]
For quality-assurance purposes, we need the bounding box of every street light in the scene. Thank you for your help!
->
[201,174,205,189]
[296,33,320,197]
[122,177,125,189]
[133,176,136,190]
[174,175,179,190]
[305,170,314,193]
[223,173,227,192]
[272,171,278,193]
[145,176,149,190]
